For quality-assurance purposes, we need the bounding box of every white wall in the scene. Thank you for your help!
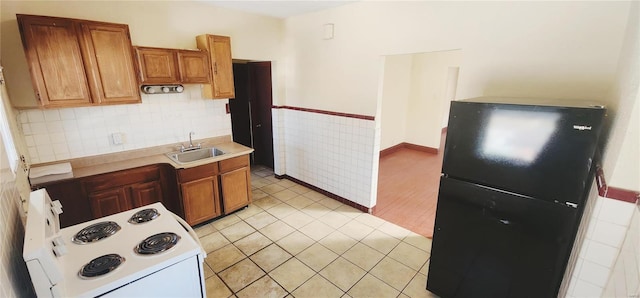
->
[405,50,461,149]
[380,55,412,150]
[284,1,629,116]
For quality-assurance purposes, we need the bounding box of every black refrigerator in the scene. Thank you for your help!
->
[426,97,606,298]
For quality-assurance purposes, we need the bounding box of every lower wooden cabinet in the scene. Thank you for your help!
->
[180,177,221,225]
[219,156,251,214]
[84,166,164,218]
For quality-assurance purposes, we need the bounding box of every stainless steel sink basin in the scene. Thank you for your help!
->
[166,147,225,164]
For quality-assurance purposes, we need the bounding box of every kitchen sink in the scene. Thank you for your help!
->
[165,147,225,164]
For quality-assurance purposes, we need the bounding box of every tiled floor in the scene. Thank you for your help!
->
[195,165,438,297]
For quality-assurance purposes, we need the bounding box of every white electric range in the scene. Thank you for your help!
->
[23,189,207,297]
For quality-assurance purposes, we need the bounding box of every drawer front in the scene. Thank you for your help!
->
[84,165,160,192]
[178,162,218,183]
[219,155,249,173]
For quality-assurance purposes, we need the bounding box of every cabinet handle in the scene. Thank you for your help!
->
[214,63,218,74]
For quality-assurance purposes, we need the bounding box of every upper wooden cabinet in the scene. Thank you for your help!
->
[134,47,211,85]
[196,34,235,99]
[17,14,141,108]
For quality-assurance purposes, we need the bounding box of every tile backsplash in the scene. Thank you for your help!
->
[17,85,231,164]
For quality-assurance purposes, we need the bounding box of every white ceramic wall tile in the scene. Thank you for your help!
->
[18,85,232,163]
[597,198,635,226]
[603,205,640,297]
[281,109,376,208]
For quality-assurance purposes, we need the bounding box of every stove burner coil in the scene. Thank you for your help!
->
[72,221,121,244]
[78,254,125,279]
[135,232,181,255]
[128,208,160,224]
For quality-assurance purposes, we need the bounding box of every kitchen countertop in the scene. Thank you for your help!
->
[30,135,254,184]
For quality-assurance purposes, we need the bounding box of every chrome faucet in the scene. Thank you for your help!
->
[180,131,201,152]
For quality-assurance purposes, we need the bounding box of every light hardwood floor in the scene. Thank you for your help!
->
[374,135,445,239]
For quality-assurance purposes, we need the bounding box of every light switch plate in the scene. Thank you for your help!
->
[111,133,123,145]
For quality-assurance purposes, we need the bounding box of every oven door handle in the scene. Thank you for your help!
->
[168,211,207,258]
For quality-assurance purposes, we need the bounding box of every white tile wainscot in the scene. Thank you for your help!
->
[277,108,378,209]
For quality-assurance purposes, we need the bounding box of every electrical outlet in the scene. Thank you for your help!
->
[111,133,124,145]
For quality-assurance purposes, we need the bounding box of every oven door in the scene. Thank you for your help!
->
[104,255,204,297]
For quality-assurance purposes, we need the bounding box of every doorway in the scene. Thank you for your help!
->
[229,61,274,169]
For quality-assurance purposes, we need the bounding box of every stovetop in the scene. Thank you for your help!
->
[55,202,202,297]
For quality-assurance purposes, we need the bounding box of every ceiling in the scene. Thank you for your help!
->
[204,1,355,18]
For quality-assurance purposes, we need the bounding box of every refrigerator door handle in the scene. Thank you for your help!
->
[499,219,511,225]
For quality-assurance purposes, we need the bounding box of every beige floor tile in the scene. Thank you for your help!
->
[260,220,296,241]
[289,184,312,194]
[369,257,416,291]
[354,213,387,228]
[261,184,286,194]
[252,195,283,210]
[347,274,400,298]
[266,203,297,219]
[402,273,438,298]
[334,204,363,218]
[281,210,314,229]
[319,257,366,291]
[317,197,344,210]
[200,231,231,253]
[219,258,265,293]
[300,202,333,218]
[269,258,315,292]
[212,214,242,230]
[235,204,263,220]
[276,179,297,188]
[302,190,328,201]
[360,230,401,254]
[403,232,433,252]
[271,189,299,201]
[377,221,412,240]
[220,220,257,242]
[195,223,217,238]
[245,211,278,230]
[292,274,344,298]
[318,211,351,229]
[299,220,335,241]
[420,260,430,276]
[388,242,430,271]
[234,232,273,256]
[263,176,280,184]
[205,274,233,298]
[206,244,246,272]
[250,244,292,272]
[318,230,358,255]
[339,220,374,241]
[203,262,214,279]
[276,231,315,255]
[286,195,315,209]
[342,243,385,271]
[251,177,272,189]
[236,275,288,298]
[297,243,339,271]
[252,188,269,200]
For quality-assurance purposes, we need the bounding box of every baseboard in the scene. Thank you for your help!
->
[379,142,438,158]
[274,174,372,213]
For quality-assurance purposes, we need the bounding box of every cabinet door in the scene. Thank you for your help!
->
[178,50,211,84]
[135,47,180,84]
[88,187,131,218]
[130,180,163,208]
[220,167,251,214]
[196,35,235,98]
[79,21,141,104]
[40,180,91,228]
[181,177,221,225]
[17,15,92,107]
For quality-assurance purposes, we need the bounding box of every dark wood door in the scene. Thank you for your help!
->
[130,180,162,207]
[249,62,274,168]
[230,63,252,148]
[88,187,130,218]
